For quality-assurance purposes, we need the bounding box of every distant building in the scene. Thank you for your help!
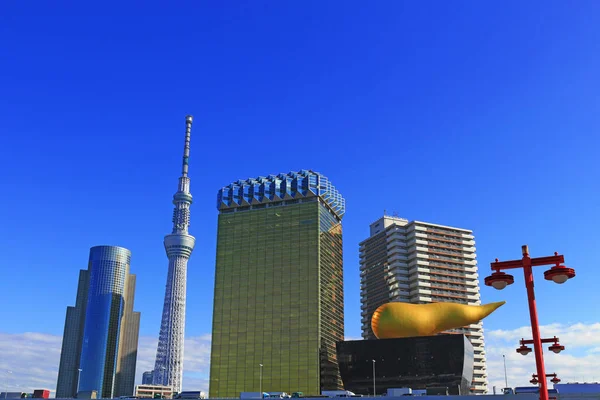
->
[554,383,600,393]
[0,393,25,399]
[135,384,174,399]
[359,216,488,394]
[143,371,155,385]
[56,246,141,398]
[209,170,346,397]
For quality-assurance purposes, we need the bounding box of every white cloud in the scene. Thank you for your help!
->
[485,322,600,392]
[0,332,211,397]
[0,332,62,394]
[2,323,599,397]
[344,336,363,341]
[487,323,600,349]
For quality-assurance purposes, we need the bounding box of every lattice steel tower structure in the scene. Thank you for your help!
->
[152,115,196,393]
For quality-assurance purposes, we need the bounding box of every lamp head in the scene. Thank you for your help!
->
[549,343,565,354]
[544,265,575,284]
[517,345,532,356]
[485,270,514,290]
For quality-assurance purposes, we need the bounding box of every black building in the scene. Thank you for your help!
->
[336,334,474,395]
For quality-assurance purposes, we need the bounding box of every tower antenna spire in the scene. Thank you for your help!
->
[182,115,193,177]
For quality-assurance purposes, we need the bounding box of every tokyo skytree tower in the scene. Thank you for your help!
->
[153,115,196,392]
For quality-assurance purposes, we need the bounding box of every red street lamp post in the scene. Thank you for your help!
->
[484,245,575,400]
[531,373,561,385]
[517,337,565,356]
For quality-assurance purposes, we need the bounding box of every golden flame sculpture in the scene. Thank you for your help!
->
[371,301,505,339]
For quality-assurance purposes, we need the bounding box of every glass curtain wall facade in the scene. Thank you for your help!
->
[210,170,345,398]
[56,246,140,399]
[78,246,136,398]
[56,270,90,398]
[336,335,474,395]
[114,274,141,397]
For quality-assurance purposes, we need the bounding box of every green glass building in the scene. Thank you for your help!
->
[210,170,345,398]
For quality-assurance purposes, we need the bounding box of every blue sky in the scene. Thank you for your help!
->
[1,1,600,392]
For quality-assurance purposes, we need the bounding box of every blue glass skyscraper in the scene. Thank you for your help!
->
[79,246,128,397]
[56,246,140,399]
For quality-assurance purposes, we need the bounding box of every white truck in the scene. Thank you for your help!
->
[322,391,356,397]
[385,388,412,396]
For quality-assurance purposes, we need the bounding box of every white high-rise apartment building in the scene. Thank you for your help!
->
[359,215,488,394]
